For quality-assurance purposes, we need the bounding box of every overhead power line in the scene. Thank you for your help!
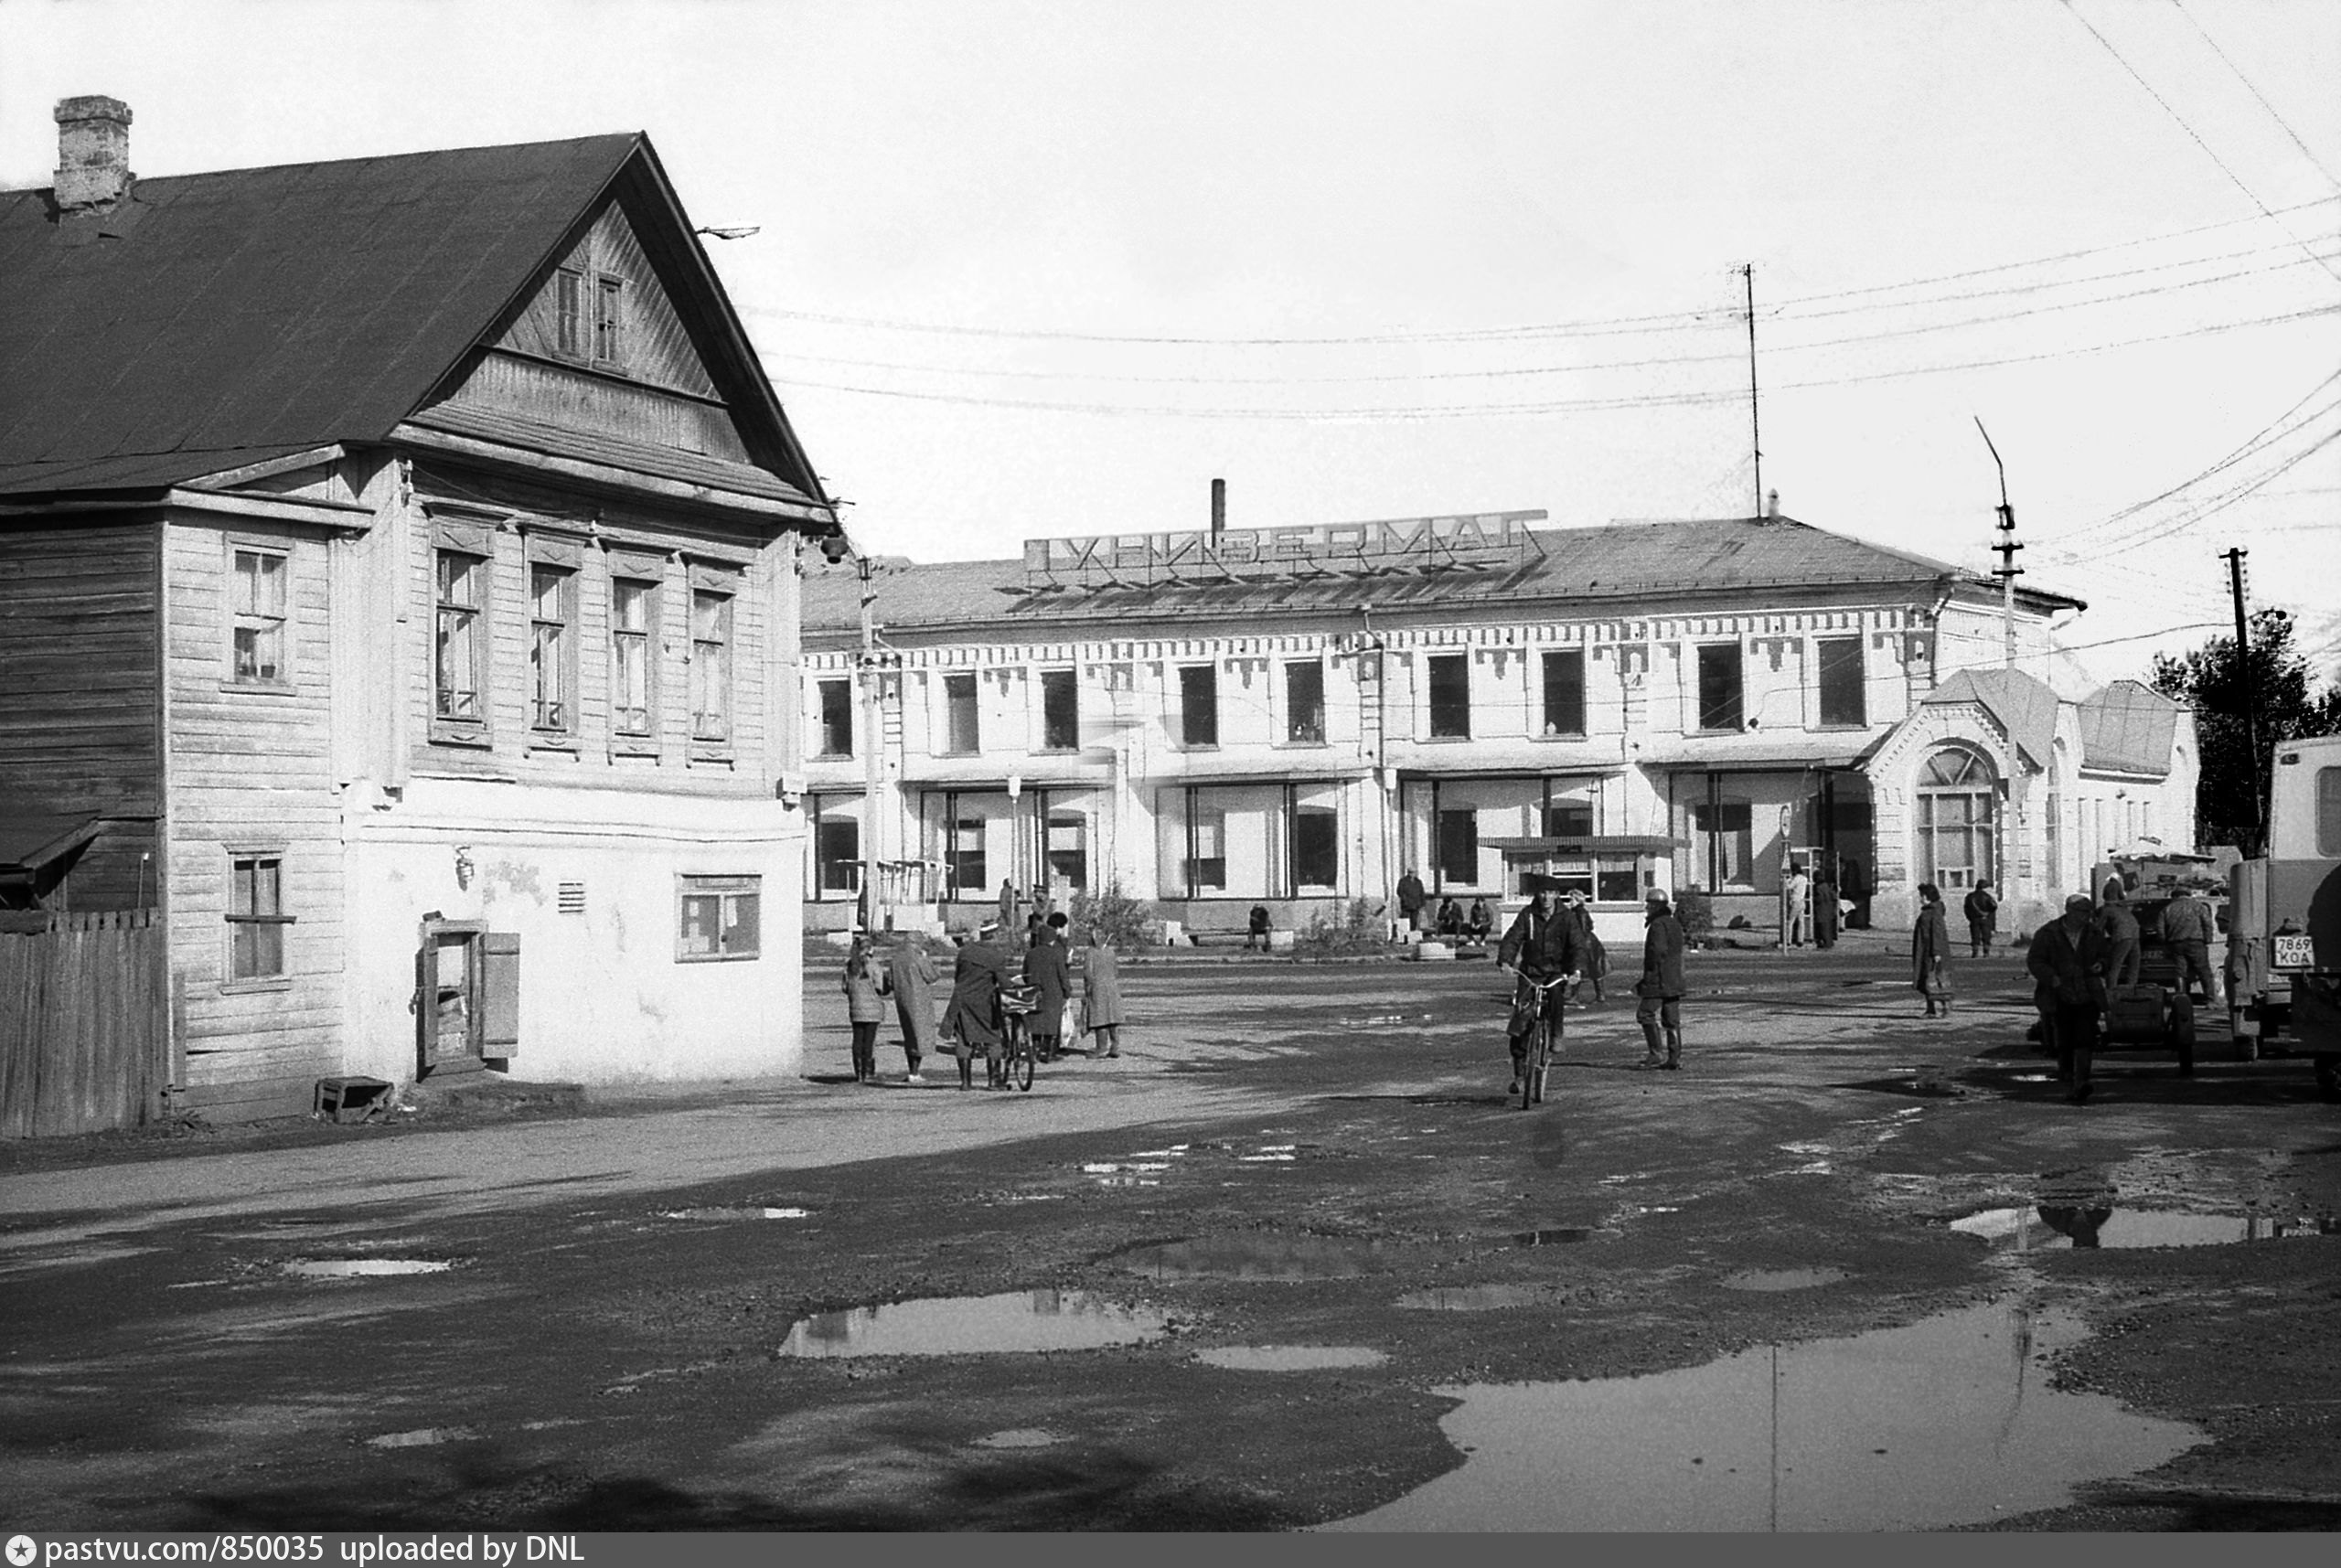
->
[2169,0,2341,196]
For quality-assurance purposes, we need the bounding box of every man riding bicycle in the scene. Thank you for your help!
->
[1496,873,1585,1097]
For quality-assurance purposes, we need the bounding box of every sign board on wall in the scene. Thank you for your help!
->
[1023,510,1548,589]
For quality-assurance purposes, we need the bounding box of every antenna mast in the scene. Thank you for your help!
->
[1974,418,2023,668]
[1742,263,1763,520]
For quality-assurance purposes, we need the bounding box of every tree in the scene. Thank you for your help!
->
[2150,607,2341,851]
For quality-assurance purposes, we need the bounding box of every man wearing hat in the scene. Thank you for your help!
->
[943,921,1015,1092]
[1496,873,1584,1096]
[1636,889,1689,1070]
[2028,892,2113,1104]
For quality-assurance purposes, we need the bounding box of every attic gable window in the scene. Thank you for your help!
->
[593,275,625,366]
[552,267,625,368]
[555,270,584,357]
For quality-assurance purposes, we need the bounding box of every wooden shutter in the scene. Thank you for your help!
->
[480,932,521,1054]
[415,937,443,1068]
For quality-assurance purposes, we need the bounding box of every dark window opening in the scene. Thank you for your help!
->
[1544,799,1594,837]
[944,673,979,754]
[817,678,853,758]
[1428,654,1470,739]
[1286,661,1326,744]
[1180,665,1219,748]
[1437,809,1479,886]
[1041,669,1078,751]
[1047,812,1088,890]
[1818,636,1865,727]
[1696,643,1744,731]
[816,817,861,898]
[1293,806,1339,889]
[1542,649,1586,736]
[949,817,987,896]
[593,275,624,364]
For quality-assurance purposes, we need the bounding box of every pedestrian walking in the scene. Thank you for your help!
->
[2097,880,2142,989]
[1635,890,1688,1070]
[1395,868,1427,933]
[886,936,939,1083]
[943,922,1015,1092]
[2156,884,2223,1006]
[1913,883,1953,1018]
[1080,926,1126,1057]
[1024,912,1073,1061]
[2028,893,2113,1104]
[841,940,886,1083]
[1962,881,1998,957]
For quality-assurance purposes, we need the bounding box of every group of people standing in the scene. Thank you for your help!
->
[840,912,1128,1092]
[1912,875,2225,1104]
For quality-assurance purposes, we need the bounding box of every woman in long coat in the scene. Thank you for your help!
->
[886,937,940,1083]
[1081,927,1126,1057]
[1913,882,1953,1018]
[942,926,1014,1091]
[1024,914,1074,1061]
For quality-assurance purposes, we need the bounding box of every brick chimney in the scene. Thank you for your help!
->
[54,95,134,210]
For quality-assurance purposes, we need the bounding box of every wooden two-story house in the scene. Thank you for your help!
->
[1,99,839,1125]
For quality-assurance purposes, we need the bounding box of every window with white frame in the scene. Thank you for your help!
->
[611,577,657,738]
[1917,748,1995,891]
[529,564,575,735]
[689,586,733,742]
[433,549,487,727]
[677,874,760,961]
[226,851,292,981]
[229,547,289,686]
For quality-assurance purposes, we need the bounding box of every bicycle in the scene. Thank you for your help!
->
[1511,972,1573,1110]
[996,981,1040,1093]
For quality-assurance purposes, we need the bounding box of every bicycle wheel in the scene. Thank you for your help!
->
[1520,1033,1539,1111]
[1014,1041,1035,1093]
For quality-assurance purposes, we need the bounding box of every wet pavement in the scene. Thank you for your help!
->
[3,942,2339,1530]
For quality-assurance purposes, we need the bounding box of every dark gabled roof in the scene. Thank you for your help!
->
[0,133,830,510]
[804,516,2078,638]
[2078,678,2181,777]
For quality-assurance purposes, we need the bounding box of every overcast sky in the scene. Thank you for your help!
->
[5,0,2337,687]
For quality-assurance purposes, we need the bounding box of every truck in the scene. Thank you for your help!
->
[2227,732,2341,1100]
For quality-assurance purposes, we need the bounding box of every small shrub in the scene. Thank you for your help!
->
[1674,887,1716,943]
[1069,880,1152,950]
[1295,897,1392,958]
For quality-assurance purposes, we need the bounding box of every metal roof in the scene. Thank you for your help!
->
[0,133,831,512]
[1923,667,2062,770]
[807,517,2083,639]
[2077,679,2182,777]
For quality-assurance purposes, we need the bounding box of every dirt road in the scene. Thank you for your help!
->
[4,941,2336,1530]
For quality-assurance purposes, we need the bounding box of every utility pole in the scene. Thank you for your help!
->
[2224,547,2262,855]
[1974,418,2023,668]
[857,553,884,933]
[1741,263,1763,521]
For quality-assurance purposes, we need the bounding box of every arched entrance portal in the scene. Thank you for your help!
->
[1916,747,1996,893]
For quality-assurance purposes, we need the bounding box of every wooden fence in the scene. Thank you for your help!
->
[0,909,166,1137]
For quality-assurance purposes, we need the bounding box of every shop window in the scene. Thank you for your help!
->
[1437,808,1479,886]
[817,677,853,758]
[1292,805,1339,890]
[1286,661,1326,744]
[1597,857,1643,903]
[1696,644,1744,731]
[816,816,861,898]
[1541,649,1585,736]
[1428,654,1471,739]
[944,673,980,755]
[228,547,289,686]
[677,874,761,961]
[611,578,657,737]
[1692,799,1754,889]
[1041,669,1079,752]
[1544,799,1594,837]
[1180,665,1219,748]
[1047,812,1088,890]
[1818,636,1865,727]
[949,817,987,896]
[1188,808,1227,892]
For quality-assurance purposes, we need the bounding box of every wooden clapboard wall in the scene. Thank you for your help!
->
[0,910,166,1137]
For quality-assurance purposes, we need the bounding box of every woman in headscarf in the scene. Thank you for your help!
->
[1913,882,1953,1018]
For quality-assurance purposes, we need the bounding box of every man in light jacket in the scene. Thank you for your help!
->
[2156,885,2222,1006]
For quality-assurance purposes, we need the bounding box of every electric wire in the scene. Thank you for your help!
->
[2169,0,2341,195]
[2099,417,2341,558]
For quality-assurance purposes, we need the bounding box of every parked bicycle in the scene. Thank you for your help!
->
[995,980,1040,1093]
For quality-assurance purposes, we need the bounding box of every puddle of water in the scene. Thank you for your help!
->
[1395,1284,1560,1312]
[1512,1228,1615,1247]
[1722,1267,1847,1293]
[1117,1233,1385,1281]
[1327,1301,2199,1531]
[365,1426,478,1449]
[973,1429,1064,1449]
[282,1258,454,1279]
[658,1207,808,1221]
[775,1289,1168,1357]
[1951,1206,2340,1250]
[1238,1154,1297,1164]
[1197,1345,1388,1371]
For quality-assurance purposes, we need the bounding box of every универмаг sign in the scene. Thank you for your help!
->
[1022,510,1548,589]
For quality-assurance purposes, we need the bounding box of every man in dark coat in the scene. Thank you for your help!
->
[943,923,1015,1092]
[2028,893,2112,1104]
[1023,912,1074,1061]
[1636,890,1688,1070]
[1496,875,1582,1094]
[1395,869,1427,933]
